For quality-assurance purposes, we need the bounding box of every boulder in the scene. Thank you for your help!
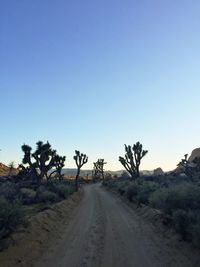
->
[188,148,200,162]
[153,168,164,176]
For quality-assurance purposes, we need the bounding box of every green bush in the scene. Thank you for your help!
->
[36,189,60,203]
[125,184,138,202]
[137,182,159,205]
[149,188,177,214]
[52,184,70,199]
[117,186,127,195]
[0,182,18,202]
[47,181,75,199]
[20,188,37,204]
[0,198,26,239]
[172,210,195,240]
[150,183,200,215]
[190,221,200,248]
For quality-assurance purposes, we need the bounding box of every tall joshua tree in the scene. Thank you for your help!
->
[93,159,106,180]
[20,141,65,183]
[119,141,148,179]
[74,150,88,191]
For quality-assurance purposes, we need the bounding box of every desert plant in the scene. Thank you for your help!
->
[126,183,138,201]
[20,141,65,183]
[20,188,37,204]
[190,221,200,247]
[119,142,148,179]
[172,209,195,240]
[49,155,66,180]
[136,182,159,205]
[0,182,18,202]
[36,188,60,203]
[149,183,200,214]
[0,198,26,239]
[73,150,88,191]
[47,181,75,199]
[177,154,200,179]
[93,159,106,180]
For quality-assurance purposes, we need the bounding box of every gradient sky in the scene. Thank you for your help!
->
[1,0,200,171]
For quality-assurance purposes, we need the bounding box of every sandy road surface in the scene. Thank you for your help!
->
[35,184,199,267]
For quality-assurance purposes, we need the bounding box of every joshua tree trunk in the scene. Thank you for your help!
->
[75,167,80,191]
[73,150,88,191]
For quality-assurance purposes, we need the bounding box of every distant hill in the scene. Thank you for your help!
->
[62,168,154,177]
[62,168,92,177]
[0,162,18,176]
[0,162,9,176]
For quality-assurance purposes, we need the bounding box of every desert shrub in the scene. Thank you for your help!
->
[117,185,127,195]
[51,183,69,199]
[67,184,76,195]
[102,180,108,186]
[20,188,37,204]
[0,198,26,239]
[125,183,138,202]
[137,182,159,205]
[0,182,18,202]
[190,221,200,248]
[106,180,118,189]
[144,175,190,188]
[115,181,129,195]
[36,189,60,203]
[176,183,200,210]
[172,210,195,240]
[47,181,76,199]
[149,188,178,214]
[149,183,200,214]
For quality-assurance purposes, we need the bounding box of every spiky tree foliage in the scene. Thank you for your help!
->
[20,141,65,182]
[49,155,66,180]
[93,159,106,180]
[119,142,148,179]
[73,150,88,191]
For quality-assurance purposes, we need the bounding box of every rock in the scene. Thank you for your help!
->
[188,148,200,162]
[153,168,164,176]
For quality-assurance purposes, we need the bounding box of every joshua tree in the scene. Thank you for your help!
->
[177,154,191,176]
[73,150,88,191]
[178,154,200,177]
[93,159,106,180]
[119,141,148,180]
[49,155,66,180]
[20,141,65,183]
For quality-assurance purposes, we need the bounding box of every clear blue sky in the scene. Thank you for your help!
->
[1,0,200,171]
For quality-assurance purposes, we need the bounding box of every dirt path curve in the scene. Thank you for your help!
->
[35,183,198,267]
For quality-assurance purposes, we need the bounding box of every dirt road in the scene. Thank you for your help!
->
[35,184,199,267]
